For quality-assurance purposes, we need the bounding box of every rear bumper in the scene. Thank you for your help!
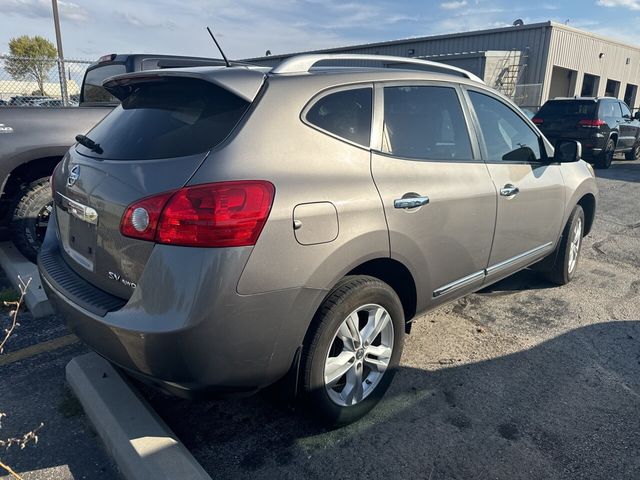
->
[38,218,325,395]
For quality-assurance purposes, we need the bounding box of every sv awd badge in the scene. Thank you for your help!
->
[108,272,137,289]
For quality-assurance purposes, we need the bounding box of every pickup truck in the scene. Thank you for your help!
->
[0,53,227,262]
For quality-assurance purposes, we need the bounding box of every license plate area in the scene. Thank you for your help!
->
[56,205,97,272]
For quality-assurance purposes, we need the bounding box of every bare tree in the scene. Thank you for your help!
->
[0,277,43,480]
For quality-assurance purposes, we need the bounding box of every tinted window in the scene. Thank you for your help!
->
[82,64,126,104]
[306,88,372,146]
[469,91,542,162]
[77,78,249,160]
[620,102,632,117]
[536,100,597,118]
[598,100,619,119]
[382,86,472,160]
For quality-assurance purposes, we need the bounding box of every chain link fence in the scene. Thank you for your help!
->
[512,83,543,112]
[0,54,93,107]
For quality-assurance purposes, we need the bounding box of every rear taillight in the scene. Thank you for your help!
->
[532,117,543,124]
[579,119,606,128]
[120,181,275,247]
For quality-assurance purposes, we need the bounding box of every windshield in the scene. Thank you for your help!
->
[536,100,597,118]
[76,77,250,160]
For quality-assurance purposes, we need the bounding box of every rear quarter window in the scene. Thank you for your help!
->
[76,78,250,160]
[305,87,372,146]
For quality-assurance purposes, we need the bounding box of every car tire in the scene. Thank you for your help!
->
[624,143,640,160]
[301,275,405,427]
[541,205,585,286]
[594,138,615,169]
[10,177,53,263]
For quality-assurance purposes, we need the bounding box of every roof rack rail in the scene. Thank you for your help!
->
[270,54,484,83]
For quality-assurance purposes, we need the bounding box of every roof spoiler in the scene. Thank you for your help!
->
[102,67,266,102]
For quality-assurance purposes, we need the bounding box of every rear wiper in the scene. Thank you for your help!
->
[75,134,103,154]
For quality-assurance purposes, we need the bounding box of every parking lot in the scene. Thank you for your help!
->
[1,159,639,480]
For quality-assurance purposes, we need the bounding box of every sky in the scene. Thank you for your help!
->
[1,0,640,61]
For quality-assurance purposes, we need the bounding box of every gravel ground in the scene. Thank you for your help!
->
[1,158,638,479]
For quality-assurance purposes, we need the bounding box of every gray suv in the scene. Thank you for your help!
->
[38,54,597,426]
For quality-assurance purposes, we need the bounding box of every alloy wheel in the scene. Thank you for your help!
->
[324,304,394,407]
[568,218,582,274]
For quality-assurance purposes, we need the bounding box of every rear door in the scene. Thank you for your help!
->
[464,88,565,283]
[52,75,256,298]
[371,82,497,308]
[618,101,636,149]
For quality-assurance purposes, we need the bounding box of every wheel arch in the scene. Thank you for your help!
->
[577,193,596,236]
[609,132,618,145]
[346,257,418,327]
[1,156,60,209]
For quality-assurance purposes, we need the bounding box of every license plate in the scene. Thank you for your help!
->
[56,204,96,272]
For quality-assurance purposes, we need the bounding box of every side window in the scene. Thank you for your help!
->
[620,102,632,118]
[599,100,618,120]
[468,91,542,162]
[305,88,372,146]
[381,86,472,160]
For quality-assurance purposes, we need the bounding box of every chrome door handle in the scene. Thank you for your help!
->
[500,184,519,197]
[394,196,430,209]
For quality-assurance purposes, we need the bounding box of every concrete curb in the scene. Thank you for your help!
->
[66,353,212,480]
[0,241,53,318]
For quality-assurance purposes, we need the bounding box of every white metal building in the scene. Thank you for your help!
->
[245,21,640,111]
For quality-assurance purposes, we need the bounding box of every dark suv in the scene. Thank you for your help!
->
[533,97,640,169]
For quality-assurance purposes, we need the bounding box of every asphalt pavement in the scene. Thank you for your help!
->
[1,158,639,480]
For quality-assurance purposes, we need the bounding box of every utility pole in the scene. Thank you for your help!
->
[51,0,69,105]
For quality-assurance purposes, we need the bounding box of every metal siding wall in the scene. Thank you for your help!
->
[546,26,640,107]
[248,24,552,85]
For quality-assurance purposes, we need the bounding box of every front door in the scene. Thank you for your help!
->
[465,89,565,283]
[371,83,497,310]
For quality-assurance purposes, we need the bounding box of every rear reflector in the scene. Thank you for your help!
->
[120,181,275,247]
[579,119,606,127]
[532,117,543,124]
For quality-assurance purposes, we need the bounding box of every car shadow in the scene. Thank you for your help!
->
[142,321,640,480]
[595,159,640,183]
[475,268,556,296]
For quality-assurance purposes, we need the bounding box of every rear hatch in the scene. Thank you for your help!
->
[52,68,265,299]
[533,99,598,141]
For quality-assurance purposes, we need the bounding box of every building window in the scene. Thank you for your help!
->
[624,84,638,110]
[605,79,621,98]
[581,73,600,97]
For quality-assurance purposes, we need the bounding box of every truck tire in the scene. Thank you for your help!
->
[594,138,615,169]
[10,178,53,263]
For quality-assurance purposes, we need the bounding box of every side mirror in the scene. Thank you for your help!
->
[554,139,582,163]
[634,111,640,121]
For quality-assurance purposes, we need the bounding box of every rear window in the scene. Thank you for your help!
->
[305,88,372,146]
[81,64,126,104]
[76,78,250,160]
[536,100,597,118]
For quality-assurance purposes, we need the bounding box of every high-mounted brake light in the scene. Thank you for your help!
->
[532,117,543,124]
[579,118,606,128]
[98,54,117,63]
[120,181,275,247]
